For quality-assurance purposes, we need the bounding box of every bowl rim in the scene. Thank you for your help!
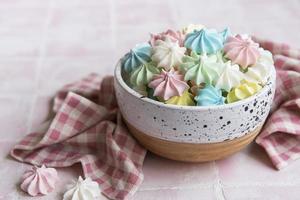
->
[114,60,276,111]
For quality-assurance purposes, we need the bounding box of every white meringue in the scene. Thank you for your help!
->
[151,37,186,70]
[215,61,245,92]
[20,165,58,196]
[63,176,101,200]
[182,24,204,35]
[245,48,274,84]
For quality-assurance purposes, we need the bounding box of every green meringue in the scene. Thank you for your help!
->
[130,62,160,87]
[180,51,223,85]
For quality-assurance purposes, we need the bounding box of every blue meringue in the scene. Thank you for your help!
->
[121,43,152,73]
[184,28,224,54]
[219,27,231,43]
[194,85,225,106]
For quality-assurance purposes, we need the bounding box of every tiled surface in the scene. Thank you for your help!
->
[0,0,300,199]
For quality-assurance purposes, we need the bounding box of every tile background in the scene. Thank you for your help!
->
[0,0,300,199]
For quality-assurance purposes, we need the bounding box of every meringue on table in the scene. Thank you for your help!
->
[20,165,58,196]
[63,176,102,200]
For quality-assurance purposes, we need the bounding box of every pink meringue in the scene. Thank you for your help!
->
[148,68,189,100]
[224,34,260,69]
[150,29,185,47]
[20,165,58,196]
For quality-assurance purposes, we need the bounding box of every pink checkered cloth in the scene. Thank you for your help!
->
[10,74,147,200]
[254,38,300,170]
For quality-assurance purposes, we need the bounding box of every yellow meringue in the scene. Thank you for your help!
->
[165,90,195,106]
[227,80,262,103]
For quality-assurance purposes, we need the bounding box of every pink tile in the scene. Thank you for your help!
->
[0,0,51,7]
[217,143,300,186]
[223,186,300,200]
[0,142,28,199]
[0,96,32,140]
[0,6,47,57]
[45,28,113,58]
[37,57,114,95]
[115,1,175,28]
[0,59,37,94]
[133,187,215,200]
[49,5,111,33]
[29,95,53,129]
[140,153,216,189]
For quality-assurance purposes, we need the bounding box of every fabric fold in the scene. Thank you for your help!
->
[255,38,300,170]
[10,75,146,200]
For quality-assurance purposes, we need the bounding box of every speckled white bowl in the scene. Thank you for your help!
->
[114,61,276,161]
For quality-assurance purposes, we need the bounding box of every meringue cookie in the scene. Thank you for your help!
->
[227,80,262,103]
[181,24,204,35]
[152,37,186,70]
[181,52,223,85]
[219,27,231,43]
[184,28,224,54]
[150,29,185,46]
[215,50,228,63]
[215,61,245,92]
[245,48,274,84]
[132,85,148,96]
[20,165,58,196]
[148,68,189,100]
[130,62,160,87]
[224,35,260,69]
[63,176,101,200]
[122,43,152,73]
[165,90,195,106]
[194,85,225,106]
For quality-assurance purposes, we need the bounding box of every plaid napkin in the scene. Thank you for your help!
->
[10,74,147,200]
[255,38,300,170]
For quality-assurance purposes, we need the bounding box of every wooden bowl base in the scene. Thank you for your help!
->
[125,121,262,162]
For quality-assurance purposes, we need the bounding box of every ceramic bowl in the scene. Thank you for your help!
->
[114,61,276,162]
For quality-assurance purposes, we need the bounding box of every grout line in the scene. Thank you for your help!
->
[213,161,227,200]
[138,184,213,192]
[25,0,55,133]
[223,182,300,188]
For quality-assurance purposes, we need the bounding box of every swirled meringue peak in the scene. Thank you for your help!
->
[152,37,186,70]
[130,62,160,87]
[184,28,224,54]
[215,61,245,92]
[20,165,58,196]
[180,51,223,85]
[227,80,262,103]
[148,68,189,100]
[63,176,101,200]
[195,85,225,106]
[245,48,274,84]
[224,34,260,69]
[165,90,195,106]
[122,43,152,73]
[121,24,274,106]
[219,27,231,42]
[150,29,185,46]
